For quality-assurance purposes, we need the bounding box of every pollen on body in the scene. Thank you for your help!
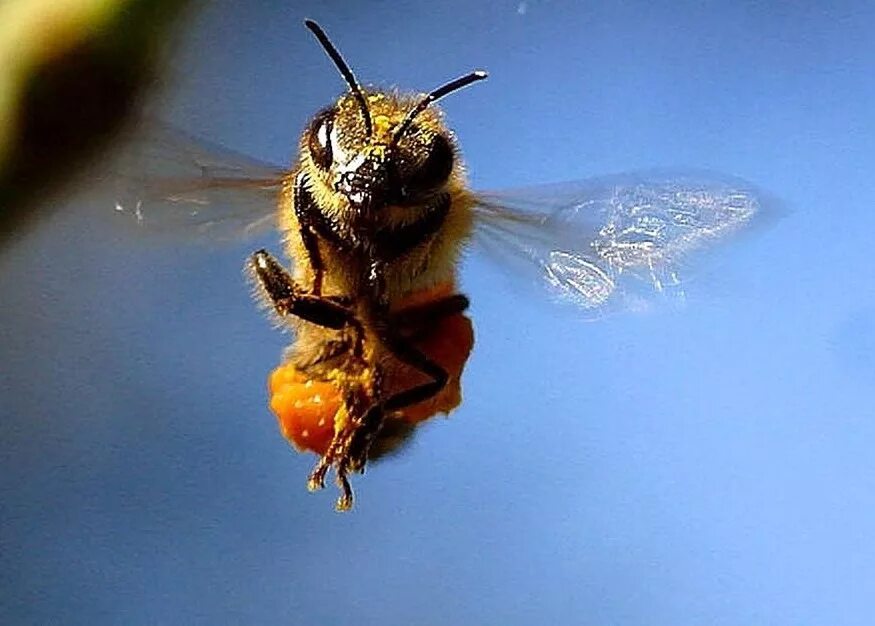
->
[373,114,392,134]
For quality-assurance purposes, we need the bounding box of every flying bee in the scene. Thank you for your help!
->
[109,20,770,510]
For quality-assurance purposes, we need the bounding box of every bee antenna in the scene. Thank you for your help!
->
[391,70,488,147]
[304,19,373,137]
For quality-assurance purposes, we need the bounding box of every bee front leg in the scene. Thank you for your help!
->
[249,249,363,357]
[293,171,325,296]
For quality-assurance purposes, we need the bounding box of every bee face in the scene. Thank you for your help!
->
[302,91,456,215]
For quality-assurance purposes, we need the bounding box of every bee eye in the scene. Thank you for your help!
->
[407,134,454,194]
[308,110,334,170]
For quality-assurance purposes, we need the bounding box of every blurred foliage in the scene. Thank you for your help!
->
[0,0,190,246]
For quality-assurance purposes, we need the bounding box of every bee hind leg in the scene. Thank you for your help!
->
[308,391,385,511]
[390,293,470,339]
[376,320,450,412]
[365,293,469,415]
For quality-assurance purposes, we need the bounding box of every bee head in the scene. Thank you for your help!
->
[302,20,486,214]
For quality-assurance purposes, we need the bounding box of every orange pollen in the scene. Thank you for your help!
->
[267,281,474,455]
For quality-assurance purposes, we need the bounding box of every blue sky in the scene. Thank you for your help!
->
[2,1,874,624]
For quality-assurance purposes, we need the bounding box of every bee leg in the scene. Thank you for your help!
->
[308,389,385,511]
[333,404,384,511]
[344,403,385,471]
[293,171,325,295]
[249,249,365,357]
[362,293,469,412]
[390,293,470,339]
[306,385,370,492]
[377,322,450,412]
[304,298,462,509]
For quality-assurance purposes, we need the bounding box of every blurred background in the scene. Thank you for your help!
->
[2,1,874,624]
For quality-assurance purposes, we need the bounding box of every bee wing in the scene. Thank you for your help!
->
[95,121,289,241]
[472,171,772,319]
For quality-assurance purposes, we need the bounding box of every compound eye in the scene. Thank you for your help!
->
[307,109,334,170]
[407,133,454,194]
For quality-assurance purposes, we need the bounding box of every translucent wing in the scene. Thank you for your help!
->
[472,171,772,318]
[92,123,772,317]
[95,121,289,241]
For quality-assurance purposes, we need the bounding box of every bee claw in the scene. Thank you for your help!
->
[306,418,372,511]
[335,469,355,512]
[307,461,329,491]
[335,494,354,512]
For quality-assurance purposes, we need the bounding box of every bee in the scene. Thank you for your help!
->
[110,20,769,510]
